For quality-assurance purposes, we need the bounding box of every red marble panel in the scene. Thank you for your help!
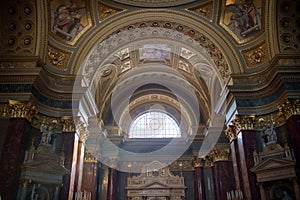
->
[107,168,117,200]
[0,118,31,200]
[213,161,234,200]
[82,162,98,200]
[60,132,77,200]
[194,167,206,200]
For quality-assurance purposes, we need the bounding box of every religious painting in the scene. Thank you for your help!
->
[50,0,90,43]
[221,0,263,43]
[139,44,170,62]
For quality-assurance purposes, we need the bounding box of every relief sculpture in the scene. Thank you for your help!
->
[50,0,89,42]
[222,0,262,41]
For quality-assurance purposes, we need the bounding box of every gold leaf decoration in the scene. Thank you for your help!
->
[187,1,213,21]
[46,45,70,70]
[242,42,267,68]
[98,2,124,22]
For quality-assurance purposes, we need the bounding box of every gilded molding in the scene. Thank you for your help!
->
[209,148,230,163]
[46,45,71,70]
[186,1,213,21]
[8,100,38,122]
[98,2,124,22]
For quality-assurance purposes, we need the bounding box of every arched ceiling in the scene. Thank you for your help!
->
[4,0,299,123]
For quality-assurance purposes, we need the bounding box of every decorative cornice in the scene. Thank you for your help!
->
[209,148,230,163]
[226,99,300,136]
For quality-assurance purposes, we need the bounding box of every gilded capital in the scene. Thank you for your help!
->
[61,116,76,132]
[8,100,38,122]
[225,117,241,141]
[76,120,89,142]
[209,148,230,163]
[191,156,205,168]
[278,98,300,120]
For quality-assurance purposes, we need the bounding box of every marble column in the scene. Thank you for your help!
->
[209,149,234,200]
[107,167,117,200]
[226,116,260,200]
[60,117,78,200]
[192,156,206,200]
[230,140,242,191]
[74,121,89,197]
[237,130,260,200]
[81,153,99,200]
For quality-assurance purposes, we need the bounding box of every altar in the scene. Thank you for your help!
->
[126,161,186,200]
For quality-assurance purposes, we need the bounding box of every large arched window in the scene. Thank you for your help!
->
[129,111,180,138]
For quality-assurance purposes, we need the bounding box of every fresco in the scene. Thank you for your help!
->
[222,0,262,41]
[50,0,88,42]
[139,44,170,62]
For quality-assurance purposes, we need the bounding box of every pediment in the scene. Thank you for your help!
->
[22,160,69,173]
[251,158,295,172]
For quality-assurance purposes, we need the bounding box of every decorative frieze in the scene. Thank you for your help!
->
[225,98,300,140]
[8,100,38,122]
[209,148,230,163]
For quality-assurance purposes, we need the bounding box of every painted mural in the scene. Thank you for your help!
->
[139,44,170,62]
[50,0,89,42]
[222,0,262,41]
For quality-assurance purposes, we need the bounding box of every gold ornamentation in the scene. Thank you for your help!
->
[225,117,241,141]
[278,98,300,120]
[98,2,124,22]
[76,120,89,142]
[191,156,205,168]
[187,1,213,21]
[237,115,255,130]
[46,46,70,70]
[0,103,10,118]
[8,100,38,122]
[220,0,263,44]
[61,116,76,132]
[84,151,98,163]
[31,114,60,131]
[242,42,267,68]
[209,148,230,163]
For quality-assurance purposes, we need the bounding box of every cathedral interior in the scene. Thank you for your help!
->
[0,0,300,199]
